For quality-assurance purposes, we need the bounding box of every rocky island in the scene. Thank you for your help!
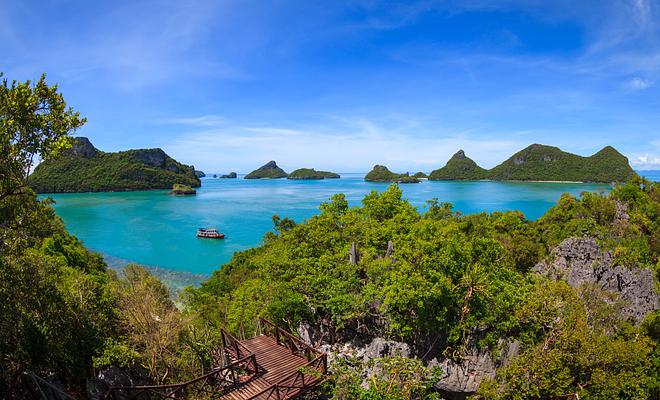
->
[170,183,196,195]
[429,149,487,180]
[287,168,340,180]
[219,172,237,179]
[244,161,288,179]
[365,165,420,183]
[28,137,201,193]
[429,144,636,183]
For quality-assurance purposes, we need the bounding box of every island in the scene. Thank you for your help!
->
[219,172,237,179]
[413,171,428,179]
[194,170,206,178]
[28,137,201,193]
[244,161,288,179]
[287,168,340,180]
[170,183,196,195]
[428,150,487,180]
[365,165,420,183]
[428,144,637,183]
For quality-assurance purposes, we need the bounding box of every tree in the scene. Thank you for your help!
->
[0,73,85,200]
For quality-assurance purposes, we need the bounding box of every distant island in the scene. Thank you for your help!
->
[28,137,201,193]
[219,172,237,179]
[429,144,636,183]
[244,161,288,179]
[365,165,420,183]
[288,168,340,180]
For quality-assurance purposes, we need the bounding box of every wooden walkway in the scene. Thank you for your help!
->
[105,318,327,400]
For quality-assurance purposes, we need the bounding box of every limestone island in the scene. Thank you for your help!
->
[170,183,196,195]
[287,168,340,180]
[244,161,288,179]
[219,172,237,179]
[28,137,201,193]
[365,165,420,183]
[429,144,636,183]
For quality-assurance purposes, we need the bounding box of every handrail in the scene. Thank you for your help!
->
[104,353,258,400]
[221,328,255,360]
[248,352,327,400]
[258,317,321,361]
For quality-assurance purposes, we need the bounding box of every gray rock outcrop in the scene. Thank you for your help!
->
[533,236,658,323]
[71,137,98,158]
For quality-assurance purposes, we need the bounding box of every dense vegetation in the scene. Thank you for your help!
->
[429,145,637,183]
[365,165,420,183]
[170,183,196,195]
[429,150,487,180]
[2,74,658,399]
[188,178,659,399]
[288,168,340,180]
[244,160,288,179]
[28,137,200,193]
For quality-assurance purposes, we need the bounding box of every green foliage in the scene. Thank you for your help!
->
[28,139,200,193]
[287,168,340,179]
[170,183,196,195]
[478,282,655,400]
[365,165,408,182]
[0,73,86,199]
[330,356,441,400]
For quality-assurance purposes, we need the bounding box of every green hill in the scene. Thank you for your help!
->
[244,161,288,179]
[429,150,487,180]
[28,137,200,193]
[365,165,419,183]
[287,168,340,180]
[488,144,636,182]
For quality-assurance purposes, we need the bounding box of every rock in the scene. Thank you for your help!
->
[194,170,206,178]
[533,236,659,323]
[433,339,520,400]
[86,366,151,400]
[70,137,98,159]
[220,172,237,179]
[356,337,411,360]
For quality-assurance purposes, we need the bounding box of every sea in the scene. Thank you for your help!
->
[44,171,658,286]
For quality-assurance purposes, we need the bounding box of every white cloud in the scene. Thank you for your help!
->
[633,153,660,169]
[169,115,227,127]
[625,77,654,90]
[164,115,524,172]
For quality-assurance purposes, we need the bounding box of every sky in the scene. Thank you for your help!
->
[3,0,660,172]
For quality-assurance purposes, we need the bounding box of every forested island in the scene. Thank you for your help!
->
[288,168,340,180]
[365,165,420,183]
[244,160,288,179]
[428,145,636,182]
[2,75,658,399]
[28,137,201,193]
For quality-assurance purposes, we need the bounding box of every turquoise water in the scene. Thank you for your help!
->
[46,175,612,274]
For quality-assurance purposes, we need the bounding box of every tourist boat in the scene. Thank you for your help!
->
[197,227,225,239]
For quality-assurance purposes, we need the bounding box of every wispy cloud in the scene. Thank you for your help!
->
[625,77,654,90]
[169,115,227,127]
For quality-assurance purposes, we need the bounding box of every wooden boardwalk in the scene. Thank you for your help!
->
[105,318,327,400]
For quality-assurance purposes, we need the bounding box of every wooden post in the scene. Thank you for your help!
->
[349,242,359,264]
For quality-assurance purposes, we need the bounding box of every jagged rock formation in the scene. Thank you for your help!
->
[287,168,340,180]
[194,170,205,178]
[28,137,200,193]
[219,172,237,179]
[244,161,288,179]
[429,150,487,180]
[533,236,659,323]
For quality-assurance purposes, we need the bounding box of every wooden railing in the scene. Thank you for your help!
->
[222,328,254,360]
[249,353,328,400]
[104,353,258,400]
[258,317,322,362]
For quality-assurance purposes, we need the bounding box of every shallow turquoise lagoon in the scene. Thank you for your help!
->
[46,175,611,274]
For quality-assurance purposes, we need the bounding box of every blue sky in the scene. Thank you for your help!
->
[3,0,660,172]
